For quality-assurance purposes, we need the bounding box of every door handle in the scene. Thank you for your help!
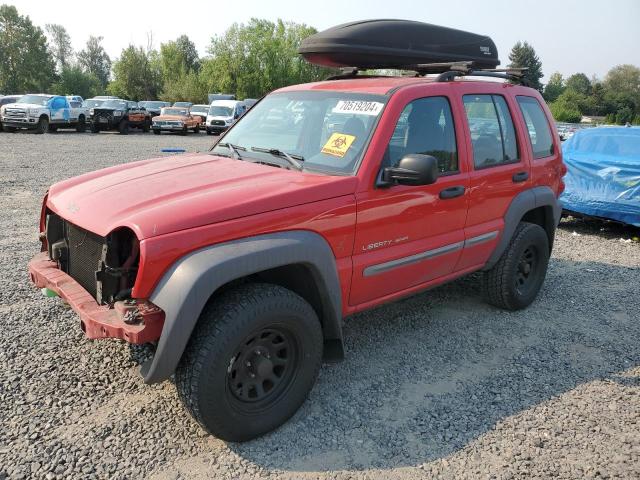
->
[512,171,529,183]
[439,186,465,199]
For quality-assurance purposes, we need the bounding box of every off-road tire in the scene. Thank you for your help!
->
[118,119,129,135]
[175,283,323,442]
[483,222,549,311]
[76,116,86,133]
[90,122,100,133]
[35,116,48,134]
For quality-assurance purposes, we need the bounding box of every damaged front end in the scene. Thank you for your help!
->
[29,210,164,344]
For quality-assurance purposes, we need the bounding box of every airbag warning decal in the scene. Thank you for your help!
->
[332,100,383,116]
[321,133,356,157]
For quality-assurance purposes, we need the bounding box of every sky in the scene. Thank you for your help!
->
[5,0,640,82]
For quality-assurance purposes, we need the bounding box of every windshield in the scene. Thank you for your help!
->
[210,91,387,174]
[83,99,105,108]
[140,101,166,108]
[208,106,233,117]
[161,107,188,116]
[18,95,52,106]
[101,100,128,109]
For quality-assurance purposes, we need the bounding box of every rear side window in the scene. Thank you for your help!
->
[384,96,458,174]
[463,94,519,169]
[516,96,554,159]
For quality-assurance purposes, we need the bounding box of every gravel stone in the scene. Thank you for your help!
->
[0,131,638,479]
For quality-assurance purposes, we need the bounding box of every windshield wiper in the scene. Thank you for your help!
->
[215,142,246,159]
[250,147,304,171]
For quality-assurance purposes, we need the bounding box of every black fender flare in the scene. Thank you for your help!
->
[141,231,343,384]
[484,186,562,269]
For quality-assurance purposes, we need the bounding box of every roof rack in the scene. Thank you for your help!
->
[326,62,530,86]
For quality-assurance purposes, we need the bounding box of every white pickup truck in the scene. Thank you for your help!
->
[0,94,89,133]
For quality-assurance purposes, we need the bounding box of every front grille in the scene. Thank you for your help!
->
[94,112,113,122]
[66,223,106,299]
[5,108,26,119]
[211,120,225,126]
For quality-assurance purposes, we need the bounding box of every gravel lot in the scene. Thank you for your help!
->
[1,131,639,479]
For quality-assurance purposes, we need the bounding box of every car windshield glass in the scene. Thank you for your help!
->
[210,91,387,174]
[101,100,127,109]
[161,108,188,116]
[141,101,165,108]
[83,99,105,108]
[209,106,233,116]
[18,95,51,106]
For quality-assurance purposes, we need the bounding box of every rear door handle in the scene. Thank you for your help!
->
[439,186,465,199]
[512,171,529,183]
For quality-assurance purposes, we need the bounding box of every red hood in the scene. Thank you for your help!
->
[47,153,358,239]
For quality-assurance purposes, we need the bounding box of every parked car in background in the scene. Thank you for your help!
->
[173,101,193,108]
[152,106,201,135]
[89,99,151,134]
[205,100,245,135]
[189,104,209,122]
[561,127,640,227]
[138,101,171,117]
[66,95,84,105]
[83,98,109,109]
[93,96,120,100]
[243,98,258,110]
[0,95,21,131]
[0,94,89,133]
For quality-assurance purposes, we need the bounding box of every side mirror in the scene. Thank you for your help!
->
[381,154,439,187]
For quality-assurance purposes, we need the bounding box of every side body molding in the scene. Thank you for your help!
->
[141,231,343,384]
[483,186,562,270]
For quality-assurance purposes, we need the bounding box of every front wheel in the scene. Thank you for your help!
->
[483,222,550,311]
[175,283,323,442]
[76,116,86,133]
[35,116,49,134]
[193,124,200,133]
[90,122,100,133]
[153,129,161,135]
[118,119,129,135]
[142,119,151,133]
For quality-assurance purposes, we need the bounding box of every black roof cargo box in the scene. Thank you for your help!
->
[299,19,500,70]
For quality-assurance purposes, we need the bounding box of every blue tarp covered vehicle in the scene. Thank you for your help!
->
[560,127,640,227]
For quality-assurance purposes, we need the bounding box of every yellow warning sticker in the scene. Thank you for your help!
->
[321,133,356,157]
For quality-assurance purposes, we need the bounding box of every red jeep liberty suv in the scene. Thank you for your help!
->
[29,20,565,441]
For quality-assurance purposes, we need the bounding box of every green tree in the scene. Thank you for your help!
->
[603,64,640,100]
[77,36,111,89]
[202,19,333,99]
[0,5,55,93]
[174,35,200,72]
[565,73,591,95]
[543,72,564,103]
[549,102,582,123]
[51,66,102,98]
[45,23,73,72]
[108,45,162,100]
[508,41,543,92]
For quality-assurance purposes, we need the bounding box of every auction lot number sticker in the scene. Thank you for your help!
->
[332,100,384,116]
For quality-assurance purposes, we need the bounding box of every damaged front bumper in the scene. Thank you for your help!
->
[28,252,164,344]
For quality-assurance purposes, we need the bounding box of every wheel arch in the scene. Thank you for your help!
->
[141,231,344,384]
[484,186,562,270]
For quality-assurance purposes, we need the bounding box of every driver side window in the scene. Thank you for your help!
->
[384,96,458,174]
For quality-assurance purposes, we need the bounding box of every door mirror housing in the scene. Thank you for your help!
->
[380,154,439,187]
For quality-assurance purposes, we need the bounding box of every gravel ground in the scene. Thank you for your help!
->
[1,131,639,479]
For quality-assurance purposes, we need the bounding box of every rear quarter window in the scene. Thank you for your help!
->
[516,96,554,159]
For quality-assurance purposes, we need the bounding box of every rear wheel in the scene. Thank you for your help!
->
[176,283,323,442]
[483,222,549,310]
[35,116,49,134]
[180,125,188,136]
[76,116,86,133]
[118,119,129,135]
[142,118,151,133]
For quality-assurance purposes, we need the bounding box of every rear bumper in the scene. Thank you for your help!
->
[28,252,164,344]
